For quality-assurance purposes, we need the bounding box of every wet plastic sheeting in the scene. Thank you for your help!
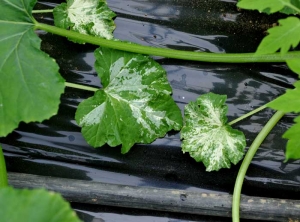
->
[71,203,235,222]
[1,0,300,220]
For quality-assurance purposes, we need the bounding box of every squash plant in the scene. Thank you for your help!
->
[0,0,300,221]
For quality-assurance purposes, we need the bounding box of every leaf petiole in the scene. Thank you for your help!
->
[65,82,98,92]
[228,104,268,125]
[232,110,285,222]
[34,22,300,63]
[32,9,53,14]
[0,144,8,188]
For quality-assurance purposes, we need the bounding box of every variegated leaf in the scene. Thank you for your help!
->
[180,93,246,171]
[75,47,183,153]
[53,0,116,41]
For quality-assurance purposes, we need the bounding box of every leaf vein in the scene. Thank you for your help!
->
[3,0,26,13]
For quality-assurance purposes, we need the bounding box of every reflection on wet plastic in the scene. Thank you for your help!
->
[73,201,262,222]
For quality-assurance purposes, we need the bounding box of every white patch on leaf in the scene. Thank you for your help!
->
[181,93,246,171]
[144,107,166,128]
[67,0,114,39]
[76,48,182,153]
[80,102,106,126]
[130,105,155,136]
[109,57,125,81]
[200,98,223,126]
[107,58,147,93]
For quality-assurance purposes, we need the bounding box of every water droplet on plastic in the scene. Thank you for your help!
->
[180,194,187,201]
[68,135,75,142]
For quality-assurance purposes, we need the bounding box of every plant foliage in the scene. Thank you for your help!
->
[53,0,116,41]
[256,17,300,55]
[180,93,246,171]
[280,0,300,14]
[3,0,300,221]
[75,47,183,154]
[269,81,300,113]
[282,116,300,159]
[237,0,300,14]
[0,0,65,137]
[239,0,300,160]
[0,187,81,222]
[286,59,300,75]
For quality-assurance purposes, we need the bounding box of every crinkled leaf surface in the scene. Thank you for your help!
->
[237,0,297,14]
[0,187,81,222]
[180,93,246,171]
[256,17,300,55]
[75,47,183,154]
[53,0,116,41]
[0,0,65,137]
[268,81,300,113]
[283,116,300,160]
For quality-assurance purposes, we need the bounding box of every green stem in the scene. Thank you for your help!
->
[34,23,300,63]
[32,9,53,14]
[65,82,98,92]
[0,144,8,188]
[228,104,268,125]
[232,111,285,222]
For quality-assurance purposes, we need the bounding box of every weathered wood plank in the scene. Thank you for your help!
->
[8,172,300,221]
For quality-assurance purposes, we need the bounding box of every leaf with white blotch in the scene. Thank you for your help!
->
[237,0,297,14]
[75,47,183,154]
[0,0,65,137]
[53,0,116,42]
[180,93,246,171]
[0,187,81,222]
[256,17,300,55]
[268,81,300,113]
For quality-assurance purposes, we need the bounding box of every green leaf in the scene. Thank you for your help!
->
[268,81,300,113]
[0,0,65,137]
[256,17,300,55]
[0,144,8,188]
[286,59,300,77]
[75,47,183,154]
[284,116,300,160]
[180,93,246,171]
[0,187,81,222]
[280,0,300,14]
[237,0,298,14]
[53,0,116,41]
